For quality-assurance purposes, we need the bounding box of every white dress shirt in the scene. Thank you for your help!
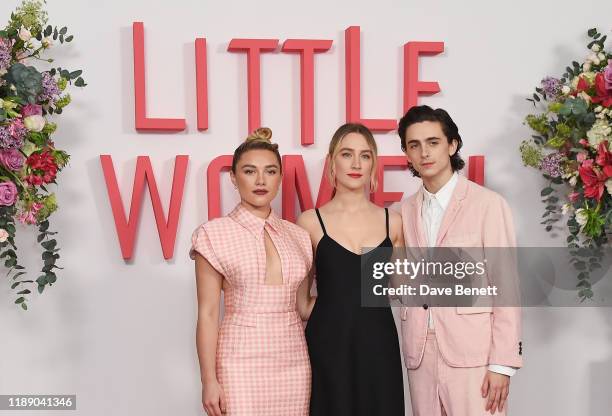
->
[421,172,517,377]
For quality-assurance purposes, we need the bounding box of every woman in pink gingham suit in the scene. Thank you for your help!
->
[190,128,314,416]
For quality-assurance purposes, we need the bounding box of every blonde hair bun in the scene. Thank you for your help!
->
[246,127,273,143]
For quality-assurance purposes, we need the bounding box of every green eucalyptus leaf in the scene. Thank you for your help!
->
[541,187,554,196]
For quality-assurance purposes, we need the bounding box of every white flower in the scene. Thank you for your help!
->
[561,203,572,216]
[41,37,53,48]
[23,115,46,132]
[18,26,31,42]
[587,119,612,148]
[592,44,601,52]
[561,85,571,95]
[575,208,588,227]
[0,68,6,77]
[595,105,603,113]
[0,229,8,243]
[569,175,578,187]
[593,57,601,65]
[583,62,592,72]
[587,53,598,62]
[598,52,606,61]
[607,178,612,197]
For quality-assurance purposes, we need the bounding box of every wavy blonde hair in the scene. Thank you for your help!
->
[231,127,282,173]
[327,123,378,192]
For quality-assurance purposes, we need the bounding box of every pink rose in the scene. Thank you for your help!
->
[568,192,580,202]
[0,181,18,206]
[21,104,42,117]
[577,152,587,162]
[0,148,24,171]
[604,60,612,91]
[17,211,36,224]
[16,202,42,225]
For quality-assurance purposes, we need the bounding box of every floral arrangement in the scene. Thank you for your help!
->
[520,28,611,301]
[0,0,85,310]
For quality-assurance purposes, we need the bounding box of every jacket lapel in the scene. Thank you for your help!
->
[409,187,429,247]
[434,175,469,246]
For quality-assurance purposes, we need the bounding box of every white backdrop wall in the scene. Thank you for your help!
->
[0,0,611,415]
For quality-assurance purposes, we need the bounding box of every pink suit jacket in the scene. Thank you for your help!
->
[399,174,523,369]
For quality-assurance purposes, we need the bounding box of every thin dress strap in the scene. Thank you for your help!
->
[315,208,327,235]
[384,208,389,238]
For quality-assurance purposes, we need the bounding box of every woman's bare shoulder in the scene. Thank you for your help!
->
[296,208,319,232]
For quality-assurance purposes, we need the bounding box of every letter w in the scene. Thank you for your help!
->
[100,155,188,259]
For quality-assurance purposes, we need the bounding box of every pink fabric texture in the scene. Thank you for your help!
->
[408,330,508,416]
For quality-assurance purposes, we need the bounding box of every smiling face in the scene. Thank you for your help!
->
[230,149,282,209]
[403,120,458,181]
[330,132,376,192]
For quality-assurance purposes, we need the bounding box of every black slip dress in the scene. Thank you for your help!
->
[306,207,405,416]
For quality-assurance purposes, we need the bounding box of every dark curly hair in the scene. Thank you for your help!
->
[397,105,465,177]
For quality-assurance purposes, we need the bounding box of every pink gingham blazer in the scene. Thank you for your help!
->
[399,174,523,369]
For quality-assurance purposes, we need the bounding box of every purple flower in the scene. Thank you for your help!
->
[8,118,26,140]
[21,104,42,117]
[0,38,13,70]
[604,60,612,91]
[0,126,23,149]
[37,72,61,103]
[0,181,18,206]
[0,148,24,171]
[539,152,564,178]
[541,77,561,99]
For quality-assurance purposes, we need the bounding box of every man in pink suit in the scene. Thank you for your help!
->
[397,105,523,415]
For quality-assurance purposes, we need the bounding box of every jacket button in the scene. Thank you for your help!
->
[423,304,429,310]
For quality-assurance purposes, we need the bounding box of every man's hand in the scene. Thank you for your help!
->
[481,370,510,414]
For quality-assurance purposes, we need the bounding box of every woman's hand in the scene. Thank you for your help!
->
[202,380,227,416]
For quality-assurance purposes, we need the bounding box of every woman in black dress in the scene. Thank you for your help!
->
[296,123,405,416]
